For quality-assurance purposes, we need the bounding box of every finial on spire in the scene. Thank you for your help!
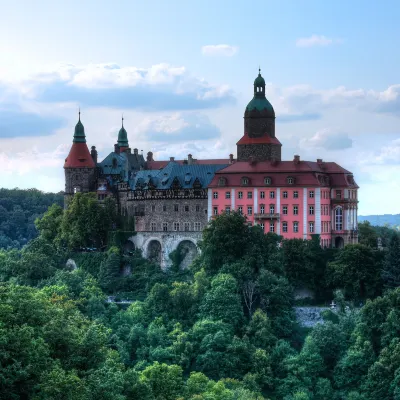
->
[78,107,81,121]
[122,113,124,127]
[258,66,261,75]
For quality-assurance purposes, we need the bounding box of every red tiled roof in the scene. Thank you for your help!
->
[208,160,357,188]
[64,143,95,168]
[236,135,282,146]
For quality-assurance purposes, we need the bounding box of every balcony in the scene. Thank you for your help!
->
[254,213,280,220]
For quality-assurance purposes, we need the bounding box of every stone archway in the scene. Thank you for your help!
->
[335,236,344,249]
[175,240,198,269]
[147,240,162,265]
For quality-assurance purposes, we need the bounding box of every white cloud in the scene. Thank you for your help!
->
[300,128,353,151]
[296,35,341,48]
[201,44,238,57]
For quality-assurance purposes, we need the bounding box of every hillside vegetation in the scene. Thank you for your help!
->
[0,188,63,249]
[0,192,399,399]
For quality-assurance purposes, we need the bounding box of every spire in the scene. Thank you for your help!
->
[118,115,129,149]
[73,109,86,143]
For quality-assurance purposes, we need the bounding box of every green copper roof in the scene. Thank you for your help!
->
[118,118,129,147]
[254,72,265,87]
[73,112,86,143]
[245,69,275,115]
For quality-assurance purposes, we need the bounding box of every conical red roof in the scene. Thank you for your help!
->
[64,142,95,168]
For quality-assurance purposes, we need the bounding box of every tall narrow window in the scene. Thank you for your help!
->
[293,206,298,215]
[213,192,218,199]
[173,222,180,231]
[247,191,253,199]
[247,206,253,215]
[260,191,265,199]
[225,191,231,199]
[269,191,275,199]
[151,222,157,231]
[184,222,190,231]
[260,223,265,231]
[213,207,218,215]
[283,222,288,233]
[309,191,314,198]
[238,206,243,214]
[260,205,265,214]
[163,223,168,231]
[335,207,343,230]
[269,204,275,214]
[309,205,314,215]
[293,222,299,233]
[238,191,243,199]
[270,222,275,232]
[283,191,288,198]
[309,222,314,233]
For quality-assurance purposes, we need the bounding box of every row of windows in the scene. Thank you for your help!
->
[213,190,316,200]
[218,176,296,186]
[151,222,202,232]
[257,221,316,234]
[149,204,203,212]
[213,204,323,216]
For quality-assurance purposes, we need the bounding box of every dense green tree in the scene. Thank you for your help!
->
[328,244,383,300]
[382,233,400,289]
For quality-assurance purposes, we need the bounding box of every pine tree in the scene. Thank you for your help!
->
[382,234,400,289]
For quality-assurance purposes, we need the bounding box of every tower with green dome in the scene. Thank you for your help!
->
[237,69,281,162]
[117,117,130,152]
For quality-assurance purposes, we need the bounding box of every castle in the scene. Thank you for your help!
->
[64,70,359,269]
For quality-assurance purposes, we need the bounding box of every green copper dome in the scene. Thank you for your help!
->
[73,112,86,143]
[117,118,129,148]
[245,69,275,116]
[254,73,265,87]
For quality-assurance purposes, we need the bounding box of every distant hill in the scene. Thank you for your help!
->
[358,214,400,228]
[0,188,64,249]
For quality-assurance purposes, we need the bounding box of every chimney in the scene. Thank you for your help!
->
[125,148,131,154]
[90,146,98,164]
[188,154,193,165]
[114,144,120,154]
[170,156,175,162]
[293,154,300,164]
[229,154,234,163]
[133,148,138,155]
[317,158,323,163]
[147,151,154,162]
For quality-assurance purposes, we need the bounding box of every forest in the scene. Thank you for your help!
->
[0,188,63,249]
[0,192,399,399]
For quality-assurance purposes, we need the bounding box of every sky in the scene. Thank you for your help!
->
[0,0,399,215]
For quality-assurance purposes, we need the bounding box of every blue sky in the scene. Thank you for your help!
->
[0,0,399,215]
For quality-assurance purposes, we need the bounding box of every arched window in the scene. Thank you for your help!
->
[264,177,272,185]
[241,177,250,186]
[287,177,294,185]
[335,207,343,231]
[218,177,226,186]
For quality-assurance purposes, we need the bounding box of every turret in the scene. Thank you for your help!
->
[118,117,129,152]
[237,69,282,162]
[64,112,96,206]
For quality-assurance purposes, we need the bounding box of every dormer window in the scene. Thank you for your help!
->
[218,177,227,187]
[241,177,250,186]
[287,177,294,185]
[264,177,272,185]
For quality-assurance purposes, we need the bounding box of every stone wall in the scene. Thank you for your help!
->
[294,307,332,328]
[121,197,208,233]
[237,143,281,162]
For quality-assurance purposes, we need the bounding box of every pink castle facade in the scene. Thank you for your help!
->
[208,158,359,247]
[207,69,359,248]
